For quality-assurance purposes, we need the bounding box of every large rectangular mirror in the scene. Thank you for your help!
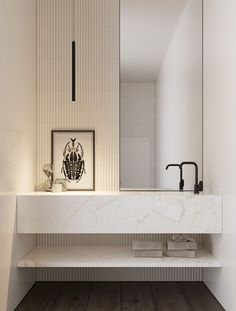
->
[120,0,203,191]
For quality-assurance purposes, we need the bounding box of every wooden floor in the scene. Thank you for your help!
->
[15,282,225,311]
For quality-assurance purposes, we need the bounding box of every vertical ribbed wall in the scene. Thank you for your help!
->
[37,0,119,191]
[37,0,201,281]
[36,234,202,281]
[37,267,202,282]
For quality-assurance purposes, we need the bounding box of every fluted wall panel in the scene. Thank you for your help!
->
[37,234,202,248]
[37,0,201,281]
[36,234,202,281]
[37,0,119,191]
[37,268,202,282]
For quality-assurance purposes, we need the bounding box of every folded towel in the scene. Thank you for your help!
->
[132,240,163,250]
[166,250,197,258]
[167,240,198,251]
[134,250,163,258]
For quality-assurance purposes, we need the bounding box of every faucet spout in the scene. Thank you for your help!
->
[166,163,184,191]
[166,164,179,170]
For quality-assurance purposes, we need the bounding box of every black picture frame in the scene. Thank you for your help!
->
[51,130,95,191]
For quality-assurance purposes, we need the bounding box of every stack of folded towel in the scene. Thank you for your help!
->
[132,240,163,258]
[166,234,198,258]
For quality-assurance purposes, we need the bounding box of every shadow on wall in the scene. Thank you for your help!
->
[0,131,22,192]
[0,130,35,192]
[0,195,35,311]
[7,221,35,311]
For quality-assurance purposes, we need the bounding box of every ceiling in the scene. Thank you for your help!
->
[120,0,188,82]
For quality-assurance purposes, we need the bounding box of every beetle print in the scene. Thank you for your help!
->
[61,138,86,183]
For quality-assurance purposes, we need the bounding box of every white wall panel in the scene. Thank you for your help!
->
[203,0,236,309]
[0,0,36,192]
[0,195,36,311]
[0,0,37,308]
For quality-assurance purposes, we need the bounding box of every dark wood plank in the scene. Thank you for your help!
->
[51,282,92,311]
[121,282,156,311]
[15,281,225,311]
[15,282,62,311]
[179,282,225,311]
[151,282,192,311]
[87,282,121,311]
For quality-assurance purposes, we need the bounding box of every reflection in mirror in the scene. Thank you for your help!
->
[120,0,202,190]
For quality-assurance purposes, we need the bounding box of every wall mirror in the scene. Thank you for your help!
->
[120,0,203,191]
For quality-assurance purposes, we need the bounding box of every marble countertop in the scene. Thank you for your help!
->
[17,193,222,234]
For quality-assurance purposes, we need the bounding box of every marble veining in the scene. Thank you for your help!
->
[17,193,222,234]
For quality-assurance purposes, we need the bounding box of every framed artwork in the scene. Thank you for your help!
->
[51,130,95,190]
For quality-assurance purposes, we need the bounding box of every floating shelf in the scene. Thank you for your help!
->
[17,247,222,268]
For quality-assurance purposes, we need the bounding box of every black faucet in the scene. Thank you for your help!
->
[180,162,203,194]
[166,164,184,191]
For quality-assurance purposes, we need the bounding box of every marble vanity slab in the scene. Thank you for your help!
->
[17,192,222,234]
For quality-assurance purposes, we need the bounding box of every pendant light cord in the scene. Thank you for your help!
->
[73,0,75,40]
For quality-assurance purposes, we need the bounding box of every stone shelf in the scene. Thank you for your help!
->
[17,247,222,268]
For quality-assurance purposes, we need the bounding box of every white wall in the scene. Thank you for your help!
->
[0,0,36,192]
[120,82,156,188]
[0,196,35,311]
[0,196,16,311]
[203,0,236,310]
[0,0,37,309]
[156,0,202,190]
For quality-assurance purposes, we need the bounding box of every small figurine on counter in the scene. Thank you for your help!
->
[43,163,53,191]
